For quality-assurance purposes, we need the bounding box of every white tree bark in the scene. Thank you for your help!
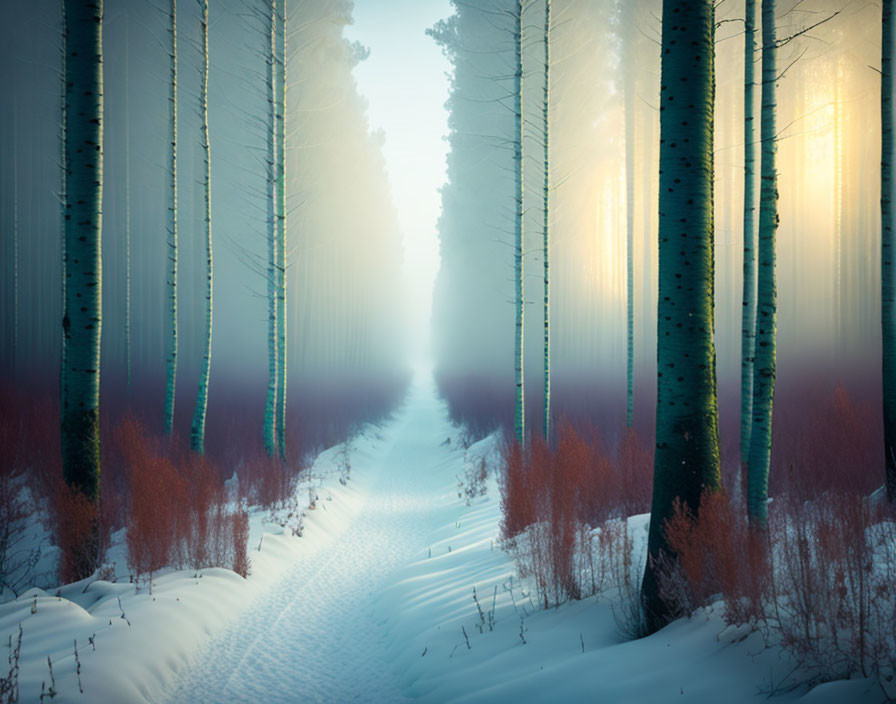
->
[275,0,288,461]
[542,0,551,441]
[881,0,895,500]
[190,0,214,454]
[124,17,131,391]
[264,0,279,457]
[61,0,103,546]
[739,0,757,471]
[623,6,634,430]
[513,0,525,445]
[747,0,779,525]
[164,0,178,436]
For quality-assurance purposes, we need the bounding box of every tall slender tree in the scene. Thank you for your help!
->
[12,102,18,370]
[164,0,178,436]
[61,0,104,577]
[882,0,894,501]
[264,0,279,458]
[59,2,67,409]
[623,5,634,430]
[190,0,213,453]
[641,0,720,634]
[834,58,844,344]
[275,0,288,461]
[747,0,779,525]
[124,17,131,391]
[513,0,525,445]
[740,0,757,470]
[542,0,551,441]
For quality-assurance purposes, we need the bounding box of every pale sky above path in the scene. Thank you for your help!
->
[344,0,452,363]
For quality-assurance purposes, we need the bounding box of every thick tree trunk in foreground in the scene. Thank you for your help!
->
[190,0,213,454]
[641,0,720,635]
[61,0,104,577]
[747,0,779,525]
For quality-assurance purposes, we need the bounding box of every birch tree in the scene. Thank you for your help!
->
[124,17,132,391]
[264,0,278,457]
[164,0,178,436]
[746,0,778,525]
[513,0,525,445]
[740,0,757,470]
[641,0,720,634]
[12,104,18,370]
[542,0,551,441]
[59,3,67,409]
[623,4,634,430]
[882,0,894,501]
[275,0,288,461]
[61,0,104,577]
[190,0,214,454]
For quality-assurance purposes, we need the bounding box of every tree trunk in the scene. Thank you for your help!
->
[264,0,278,458]
[190,0,213,454]
[124,17,131,391]
[624,10,634,430]
[834,59,844,347]
[61,0,103,576]
[641,0,720,634]
[542,0,551,441]
[164,0,178,436]
[740,0,757,471]
[513,0,525,445]
[882,0,895,501]
[12,102,18,370]
[59,2,67,409]
[275,0,288,461]
[746,0,779,525]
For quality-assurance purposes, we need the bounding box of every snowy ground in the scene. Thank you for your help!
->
[1,371,885,703]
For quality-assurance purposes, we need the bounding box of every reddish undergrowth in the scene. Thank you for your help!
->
[655,490,896,692]
[497,382,896,690]
[500,420,652,606]
[1,368,406,590]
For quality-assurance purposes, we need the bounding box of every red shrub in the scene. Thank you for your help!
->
[239,453,301,510]
[770,493,895,683]
[657,491,771,624]
[502,423,629,606]
[499,439,532,540]
[124,421,188,581]
[120,419,250,583]
[54,484,99,585]
[771,384,880,500]
[183,454,220,571]
[231,509,250,578]
[616,428,653,517]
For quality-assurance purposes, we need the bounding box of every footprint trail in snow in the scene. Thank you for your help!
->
[160,373,461,703]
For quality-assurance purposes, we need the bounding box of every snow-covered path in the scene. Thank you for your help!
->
[160,372,461,703]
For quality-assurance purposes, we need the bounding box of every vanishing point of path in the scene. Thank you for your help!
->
[160,373,460,703]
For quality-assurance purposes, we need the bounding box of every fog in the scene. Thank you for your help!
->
[430,0,883,436]
[0,0,407,404]
[0,0,885,446]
